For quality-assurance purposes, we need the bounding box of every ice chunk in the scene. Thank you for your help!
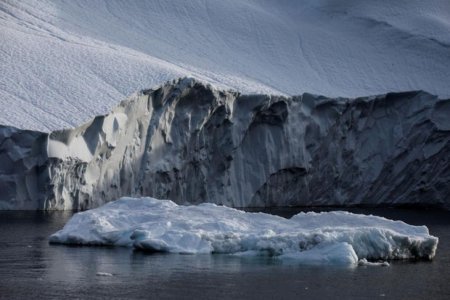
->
[358,258,390,267]
[49,197,438,266]
[96,272,113,277]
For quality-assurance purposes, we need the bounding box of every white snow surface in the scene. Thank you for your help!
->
[1,0,450,131]
[49,197,438,266]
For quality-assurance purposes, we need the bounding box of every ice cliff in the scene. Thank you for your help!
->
[1,78,449,210]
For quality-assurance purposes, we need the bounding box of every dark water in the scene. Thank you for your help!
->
[0,208,449,300]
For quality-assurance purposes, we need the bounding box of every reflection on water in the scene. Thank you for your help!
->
[0,208,449,299]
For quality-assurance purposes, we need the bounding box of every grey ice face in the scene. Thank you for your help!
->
[1,78,449,210]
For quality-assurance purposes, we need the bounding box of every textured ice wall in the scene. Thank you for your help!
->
[0,126,48,209]
[0,78,449,210]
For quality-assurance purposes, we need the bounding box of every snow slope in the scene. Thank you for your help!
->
[1,0,450,131]
[49,197,439,265]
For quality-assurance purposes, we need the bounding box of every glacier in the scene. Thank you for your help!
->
[49,197,439,266]
[1,0,450,131]
[0,78,450,210]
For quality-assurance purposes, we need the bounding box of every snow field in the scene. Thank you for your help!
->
[1,0,450,131]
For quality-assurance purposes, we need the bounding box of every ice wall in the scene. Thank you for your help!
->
[1,78,449,210]
[0,126,48,209]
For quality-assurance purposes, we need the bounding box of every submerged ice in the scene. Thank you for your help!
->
[49,198,438,266]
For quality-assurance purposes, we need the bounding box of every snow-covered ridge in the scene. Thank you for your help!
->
[0,78,449,210]
[49,197,439,265]
[1,0,450,131]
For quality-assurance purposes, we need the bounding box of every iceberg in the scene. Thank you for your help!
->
[49,197,438,266]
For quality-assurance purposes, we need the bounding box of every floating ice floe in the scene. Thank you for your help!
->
[49,197,438,266]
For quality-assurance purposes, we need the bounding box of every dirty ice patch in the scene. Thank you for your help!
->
[49,197,438,266]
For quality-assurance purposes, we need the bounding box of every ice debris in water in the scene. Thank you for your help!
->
[96,272,113,277]
[358,258,390,267]
[49,197,438,266]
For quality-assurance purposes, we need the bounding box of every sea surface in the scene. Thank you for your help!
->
[0,207,449,299]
